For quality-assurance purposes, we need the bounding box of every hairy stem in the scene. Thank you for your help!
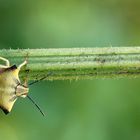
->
[0,47,140,80]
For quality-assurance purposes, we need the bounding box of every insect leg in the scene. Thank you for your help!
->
[18,60,27,70]
[0,57,10,67]
[18,53,29,70]
[23,69,30,86]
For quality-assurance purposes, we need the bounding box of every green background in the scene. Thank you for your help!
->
[0,0,140,140]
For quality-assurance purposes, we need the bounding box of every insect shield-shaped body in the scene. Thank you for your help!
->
[0,57,28,114]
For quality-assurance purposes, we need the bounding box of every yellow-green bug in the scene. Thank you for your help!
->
[0,57,45,116]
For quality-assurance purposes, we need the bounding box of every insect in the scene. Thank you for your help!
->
[0,57,45,116]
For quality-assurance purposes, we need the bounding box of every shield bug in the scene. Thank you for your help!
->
[0,57,45,116]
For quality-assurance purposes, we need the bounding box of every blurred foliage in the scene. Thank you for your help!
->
[0,0,140,140]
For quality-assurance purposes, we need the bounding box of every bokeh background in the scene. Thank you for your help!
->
[0,0,140,140]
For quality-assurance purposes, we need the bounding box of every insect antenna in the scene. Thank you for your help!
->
[27,72,52,116]
[27,95,45,116]
[29,72,52,86]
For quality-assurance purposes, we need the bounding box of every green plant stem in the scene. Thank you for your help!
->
[1,47,140,80]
